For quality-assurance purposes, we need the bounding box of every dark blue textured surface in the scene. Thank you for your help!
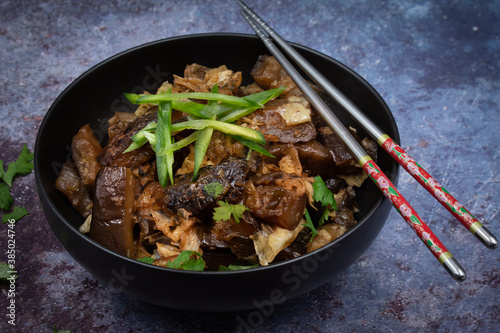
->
[0,0,498,332]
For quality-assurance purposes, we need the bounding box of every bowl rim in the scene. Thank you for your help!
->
[35,32,400,276]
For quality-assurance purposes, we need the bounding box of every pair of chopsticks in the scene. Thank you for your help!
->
[239,0,498,281]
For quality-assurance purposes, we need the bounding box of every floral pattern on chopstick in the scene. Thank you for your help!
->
[361,157,447,259]
[381,138,481,231]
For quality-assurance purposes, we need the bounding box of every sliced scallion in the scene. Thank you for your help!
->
[218,87,286,122]
[192,85,219,181]
[123,122,157,153]
[171,119,265,145]
[135,92,262,109]
[232,135,274,158]
[157,131,198,156]
[156,97,174,187]
[123,84,285,185]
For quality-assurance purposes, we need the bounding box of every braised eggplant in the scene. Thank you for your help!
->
[89,166,136,258]
[55,56,377,270]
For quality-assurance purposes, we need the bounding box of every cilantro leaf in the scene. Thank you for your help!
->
[0,262,14,281]
[0,145,34,221]
[137,257,155,264]
[204,182,225,199]
[0,160,4,180]
[0,183,13,211]
[1,145,34,187]
[2,206,29,224]
[180,257,205,271]
[218,264,259,271]
[213,201,248,224]
[304,176,338,237]
[312,175,337,211]
[166,250,195,269]
[303,208,318,238]
[166,250,205,271]
[318,206,330,226]
[53,326,71,333]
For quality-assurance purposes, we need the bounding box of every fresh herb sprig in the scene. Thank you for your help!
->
[203,182,225,199]
[165,250,205,271]
[303,208,317,238]
[137,251,206,271]
[0,262,15,281]
[213,201,248,224]
[0,144,33,223]
[312,175,338,226]
[137,257,155,264]
[124,86,284,186]
[138,253,259,272]
[303,175,338,238]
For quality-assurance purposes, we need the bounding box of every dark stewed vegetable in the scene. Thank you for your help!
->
[89,166,136,258]
[55,56,377,271]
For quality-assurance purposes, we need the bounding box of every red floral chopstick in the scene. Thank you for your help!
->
[360,156,449,260]
[379,136,497,248]
[240,4,467,280]
[359,155,465,280]
[237,0,497,250]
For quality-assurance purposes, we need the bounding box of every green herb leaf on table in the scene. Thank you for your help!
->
[0,144,34,187]
[0,145,34,223]
[204,182,225,199]
[0,183,13,211]
[53,325,71,333]
[2,206,29,224]
[213,201,248,224]
[0,262,15,280]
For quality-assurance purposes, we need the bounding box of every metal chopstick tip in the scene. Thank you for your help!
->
[474,225,498,249]
[442,257,466,282]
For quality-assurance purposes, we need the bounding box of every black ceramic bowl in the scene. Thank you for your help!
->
[35,33,399,312]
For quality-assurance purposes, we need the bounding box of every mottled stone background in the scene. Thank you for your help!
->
[0,0,498,332]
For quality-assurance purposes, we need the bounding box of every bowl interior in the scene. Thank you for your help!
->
[37,32,398,230]
[35,33,399,310]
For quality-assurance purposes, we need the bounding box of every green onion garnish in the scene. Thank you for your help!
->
[124,85,284,186]
[156,96,174,186]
